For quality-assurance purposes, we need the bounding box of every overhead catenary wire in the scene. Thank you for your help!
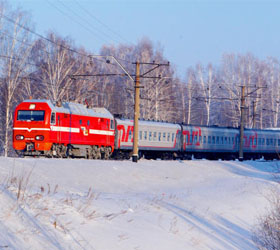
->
[0,15,132,82]
[0,13,108,65]
[46,0,114,45]
[0,30,56,58]
[72,0,132,45]
[0,54,38,67]
[46,0,134,65]
[55,0,123,45]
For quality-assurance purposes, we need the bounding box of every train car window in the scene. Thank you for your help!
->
[80,120,82,125]
[167,133,170,141]
[271,139,273,145]
[195,135,197,142]
[199,136,202,143]
[274,139,276,146]
[87,120,90,126]
[266,139,269,145]
[225,137,227,144]
[221,137,223,144]
[172,133,175,142]
[153,132,157,141]
[139,131,142,140]
[149,132,152,141]
[262,138,265,145]
[203,136,206,143]
[254,137,257,145]
[208,136,211,144]
[216,136,219,144]
[212,136,215,144]
[232,137,234,144]
[144,131,147,140]
[163,132,166,141]
[18,110,45,121]
[50,112,56,124]
[110,120,114,130]
[158,132,161,141]
[278,139,280,146]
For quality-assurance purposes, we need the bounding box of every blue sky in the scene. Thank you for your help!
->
[9,0,280,79]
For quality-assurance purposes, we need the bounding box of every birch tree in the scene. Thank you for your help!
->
[0,8,34,156]
[32,33,81,103]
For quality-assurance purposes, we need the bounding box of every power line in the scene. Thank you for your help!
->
[56,0,123,45]
[1,13,136,69]
[72,0,131,45]
[0,54,37,67]
[1,14,78,54]
[0,14,131,78]
[0,30,33,48]
[0,30,56,58]
[46,0,114,45]
[0,14,108,65]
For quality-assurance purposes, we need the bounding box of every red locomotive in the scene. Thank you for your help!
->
[13,100,115,159]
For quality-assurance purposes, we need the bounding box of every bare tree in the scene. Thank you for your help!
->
[0,7,34,156]
[32,33,82,103]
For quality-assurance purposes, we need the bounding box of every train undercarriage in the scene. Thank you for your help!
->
[16,143,112,160]
[16,142,279,161]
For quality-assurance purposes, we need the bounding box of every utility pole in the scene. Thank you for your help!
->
[252,101,256,128]
[238,85,265,160]
[132,62,140,162]
[69,56,169,163]
[239,85,245,161]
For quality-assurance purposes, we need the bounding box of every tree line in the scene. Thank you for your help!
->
[0,4,279,156]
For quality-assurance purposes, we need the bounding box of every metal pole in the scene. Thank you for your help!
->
[253,101,256,128]
[132,62,140,162]
[239,86,245,161]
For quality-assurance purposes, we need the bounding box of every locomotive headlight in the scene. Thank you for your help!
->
[35,135,44,141]
[15,135,24,140]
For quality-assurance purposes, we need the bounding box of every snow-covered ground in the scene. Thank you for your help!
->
[0,157,279,250]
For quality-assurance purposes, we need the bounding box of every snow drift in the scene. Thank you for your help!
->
[0,157,278,250]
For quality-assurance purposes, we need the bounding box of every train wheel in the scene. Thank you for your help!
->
[92,146,101,159]
[104,147,112,160]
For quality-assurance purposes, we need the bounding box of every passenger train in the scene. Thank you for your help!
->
[13,99,280,160]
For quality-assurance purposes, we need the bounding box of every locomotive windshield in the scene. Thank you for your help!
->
[17,110,45,121]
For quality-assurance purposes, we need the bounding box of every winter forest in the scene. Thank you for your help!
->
[1,4,280,157]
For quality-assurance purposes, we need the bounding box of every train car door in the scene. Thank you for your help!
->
[57,114,61,143]
[106,119,110,145]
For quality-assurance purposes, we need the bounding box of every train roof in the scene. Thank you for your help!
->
[115,118,181,128]
[22,99,114,119]
[181,124,280,133]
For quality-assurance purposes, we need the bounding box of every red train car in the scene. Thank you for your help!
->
[13,100,115,158]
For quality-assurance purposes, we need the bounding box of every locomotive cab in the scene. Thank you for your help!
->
[13,101,53,155]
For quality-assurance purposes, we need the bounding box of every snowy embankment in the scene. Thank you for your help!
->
[0,158,278,250]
